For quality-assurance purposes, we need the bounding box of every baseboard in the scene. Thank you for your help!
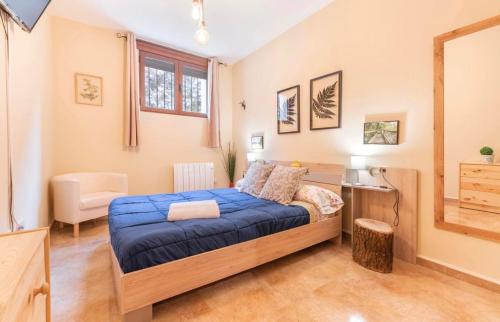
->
[417,256,500,293]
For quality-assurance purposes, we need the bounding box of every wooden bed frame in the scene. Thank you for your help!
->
[110,161,344,322]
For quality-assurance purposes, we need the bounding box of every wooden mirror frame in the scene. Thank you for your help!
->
[434,14,500,242]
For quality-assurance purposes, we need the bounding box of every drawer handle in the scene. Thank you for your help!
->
[32,282,50,298]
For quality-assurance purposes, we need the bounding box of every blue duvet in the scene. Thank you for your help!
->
[109,188,309,273]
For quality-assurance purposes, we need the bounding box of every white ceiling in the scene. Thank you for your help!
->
[48,0,334,64]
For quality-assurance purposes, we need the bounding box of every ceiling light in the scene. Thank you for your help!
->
[191,0,201,20]
[195,21,209,45]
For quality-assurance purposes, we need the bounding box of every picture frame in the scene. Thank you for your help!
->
[277,85,300,134]
[75,73,103,106]
[363,120,400,145]
[310,70,342,130]
[251,135,264,150]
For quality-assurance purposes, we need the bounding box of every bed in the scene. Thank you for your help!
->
[110,161,344,322]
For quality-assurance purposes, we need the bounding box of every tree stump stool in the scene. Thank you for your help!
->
[353,218,394,273]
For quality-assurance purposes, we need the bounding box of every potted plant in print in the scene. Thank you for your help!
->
[277,85,300,134]
[310,71,342,130]
[480,146,494,164]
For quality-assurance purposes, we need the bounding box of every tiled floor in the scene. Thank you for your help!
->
[50,220,500,322]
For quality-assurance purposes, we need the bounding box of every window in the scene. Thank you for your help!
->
[183,66,208,114]
[138,40,209,117]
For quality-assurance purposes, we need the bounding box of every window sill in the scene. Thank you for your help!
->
[141,107,208,118]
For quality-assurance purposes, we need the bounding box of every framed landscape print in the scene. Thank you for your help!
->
[277,85,300,134]
[310,70,342,130]
[75,73,103,106]
[251,135,264,150]
[364,120,400,145]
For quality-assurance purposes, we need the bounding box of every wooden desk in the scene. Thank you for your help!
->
[342,183,394,238]
[341,168,418,264]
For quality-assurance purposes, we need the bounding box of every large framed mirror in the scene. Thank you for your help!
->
[434,14,500,242]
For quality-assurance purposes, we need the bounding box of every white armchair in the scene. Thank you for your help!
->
[51,173,128,237]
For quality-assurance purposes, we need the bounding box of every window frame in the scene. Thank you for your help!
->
[138,40,209,118]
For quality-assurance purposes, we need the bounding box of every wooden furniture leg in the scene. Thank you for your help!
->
[123,305,152,322]
[73,223,79,238]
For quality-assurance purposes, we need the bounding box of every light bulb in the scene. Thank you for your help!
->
[195,24,209,45]
[191,4,201,20]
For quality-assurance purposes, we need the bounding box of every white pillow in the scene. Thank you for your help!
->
[293,185,344,215]
[235,178,244,191]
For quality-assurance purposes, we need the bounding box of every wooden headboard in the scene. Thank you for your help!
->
[269,161,345,195]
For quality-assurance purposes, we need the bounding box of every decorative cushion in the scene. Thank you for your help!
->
[240,163,276,197]
[259,165,308,204]
[293,185,344,215]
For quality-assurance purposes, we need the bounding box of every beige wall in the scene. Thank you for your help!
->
[1,16,232,231]
[51,17,232,196]
[0,15,53,231]
[444,25,500,199]
[232,0,500,281]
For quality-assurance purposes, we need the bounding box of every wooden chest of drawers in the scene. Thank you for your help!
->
[0,228,51,322]
[460,163,500,214]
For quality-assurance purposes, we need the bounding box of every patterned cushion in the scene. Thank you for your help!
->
[240,163,276,197]
[259,165,308,205]
[293,185,344,215]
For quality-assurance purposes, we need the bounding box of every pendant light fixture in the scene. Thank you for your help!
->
[192,0,209,45]
[191,0,201,20]
[195,20,210,45]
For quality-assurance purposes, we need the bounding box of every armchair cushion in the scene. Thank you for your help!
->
[80,191,126,210]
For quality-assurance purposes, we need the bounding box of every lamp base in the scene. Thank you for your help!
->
[346,169,360,185]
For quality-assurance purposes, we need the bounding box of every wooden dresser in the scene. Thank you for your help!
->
[0,228,51,322]
[460,162,500,214]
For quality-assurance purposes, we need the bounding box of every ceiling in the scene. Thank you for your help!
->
[48,0,334,64]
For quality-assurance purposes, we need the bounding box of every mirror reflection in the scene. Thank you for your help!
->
[443,24,500,234]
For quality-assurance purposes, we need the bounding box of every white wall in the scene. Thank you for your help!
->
[444,25,500,199]
[232,0,500,281]
[0,15,53,231]
[51,17,233,195]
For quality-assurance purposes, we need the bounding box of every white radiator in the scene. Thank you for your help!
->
[174,162,215,192]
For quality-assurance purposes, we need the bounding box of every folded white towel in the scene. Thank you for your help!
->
[167,200,220,221]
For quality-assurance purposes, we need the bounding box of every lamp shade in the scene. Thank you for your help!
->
[247,152,256,162]
[350,155,367,170]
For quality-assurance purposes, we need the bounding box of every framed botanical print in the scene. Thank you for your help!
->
[310,70,342,130]
[277,85,300,134]
[364,120,400,145]
[75,73,103,106]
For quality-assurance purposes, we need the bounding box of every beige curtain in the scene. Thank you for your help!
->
[125,32,140,148]
[207,58,221,148]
